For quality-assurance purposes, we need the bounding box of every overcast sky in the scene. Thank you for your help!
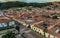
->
[0,0,60,3]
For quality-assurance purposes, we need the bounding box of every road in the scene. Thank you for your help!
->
[15,23,43,38]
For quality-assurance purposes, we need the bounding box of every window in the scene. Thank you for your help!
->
[34,27,37,31]
[36,28,40,32]
[39,29,44,35]
[33,27,36,31]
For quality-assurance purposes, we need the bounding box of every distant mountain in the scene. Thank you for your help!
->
[0,1,60,10]
[52,1,60,4]
[0,0,60,3]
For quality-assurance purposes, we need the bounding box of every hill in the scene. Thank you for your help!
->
[0,1,60,10]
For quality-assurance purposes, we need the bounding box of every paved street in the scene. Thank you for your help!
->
[16,34,23,38]
[15,23,43,38]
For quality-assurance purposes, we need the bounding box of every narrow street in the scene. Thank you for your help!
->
[15,23,43,38]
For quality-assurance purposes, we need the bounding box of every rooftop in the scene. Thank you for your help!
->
[3,7,60,38]
[0,16,12,23]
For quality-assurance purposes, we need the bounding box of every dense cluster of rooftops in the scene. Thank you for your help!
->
[0,5,60,38]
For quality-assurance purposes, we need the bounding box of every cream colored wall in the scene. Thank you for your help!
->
[30,25,58,38]
[30,25,44,34]
[45,33,49,38]
[30,25,49,38]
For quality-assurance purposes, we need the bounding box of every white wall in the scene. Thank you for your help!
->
[1,23,7,27]
[11,21,15,25]
[0,23,3,27]
[50,34,54,38]
[9,21,15,26]
[0,12,4,16]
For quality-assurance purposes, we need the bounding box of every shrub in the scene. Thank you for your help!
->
[2,30,15,38]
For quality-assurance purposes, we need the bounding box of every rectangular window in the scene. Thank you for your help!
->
[36,28,40,32]
[33,27,36,31]
[39,29,44,35]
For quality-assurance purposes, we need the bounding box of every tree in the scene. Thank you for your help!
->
[0,1,56,10]
[21,33,26,38]
[15,25,20,33]
[2,30,15,38]
[52,15,58,19]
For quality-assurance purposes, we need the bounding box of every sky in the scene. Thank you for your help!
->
[0,0,60,3]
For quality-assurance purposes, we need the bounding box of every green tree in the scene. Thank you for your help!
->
[52,15,58,19]
[15,25,20,33]
[2,30,15,38]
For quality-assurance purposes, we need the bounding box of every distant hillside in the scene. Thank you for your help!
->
[0,1,60,10]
